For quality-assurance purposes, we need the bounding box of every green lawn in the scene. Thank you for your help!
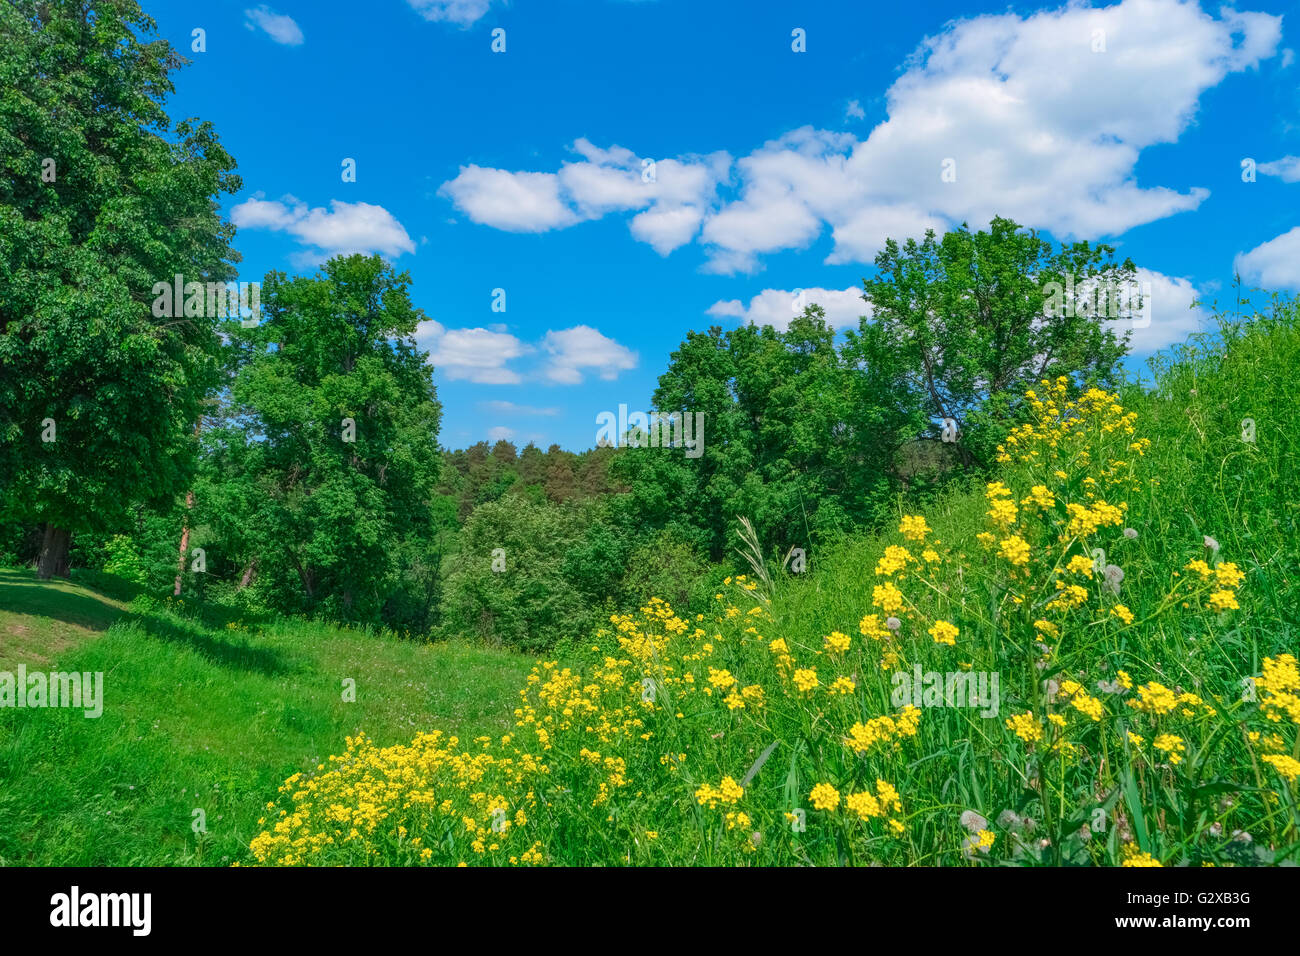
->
[0,568,533,865]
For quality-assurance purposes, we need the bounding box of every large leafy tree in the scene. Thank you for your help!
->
[615,306,915,559]
[199,255,442,621]
[856,216,1132,464]
[0,0,240,577]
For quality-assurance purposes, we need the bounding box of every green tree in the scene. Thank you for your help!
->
[200,255,441,621]
[857,216,1132,464]
[440,494,588,651]
[0,0,241,577]
[616,306,911,559]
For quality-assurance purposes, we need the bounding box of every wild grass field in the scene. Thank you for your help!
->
[0,572,533,865]
[239,304,1298,867]
[3,300,1294,867]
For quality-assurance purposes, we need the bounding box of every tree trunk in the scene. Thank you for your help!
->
[172,489,195,597]
[36,524,72,580]
[173,420,203,597]
[237,558,258,591]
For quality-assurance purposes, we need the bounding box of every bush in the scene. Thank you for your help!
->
[439,495,591,652]
[101,534,148,586]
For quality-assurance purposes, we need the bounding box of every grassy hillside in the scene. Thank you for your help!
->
[3,301,1296,867]
[0,571,533,865]
[239,300,1300,867]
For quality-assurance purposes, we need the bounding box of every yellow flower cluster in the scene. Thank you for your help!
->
[811,780,905,832]
[1005,711,1044,744]
[899,515,930,541]
[248,730,547,867]
[695,776,744,809]
[844,707,922,754]
[244,380,1289,868]
[1257,654,1300,724]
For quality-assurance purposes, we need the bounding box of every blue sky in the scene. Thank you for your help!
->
[148,0,1299,451]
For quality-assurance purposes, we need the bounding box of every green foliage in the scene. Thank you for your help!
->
[858,216,1132,464]
[617,218,1134,563]
[1127,289,1299,633]
[101,534,148,586]
[0,0,240,551]
[196,255,442,623]
[439,495,590,652]
[0,567,534,865]
[620,526,715,611]
[616,306,913,561]
[254,297,1297,868]
[438,440,621,520]
[4,298,1298,866]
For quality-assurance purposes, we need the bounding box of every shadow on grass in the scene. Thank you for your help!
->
[1,566,300,677]
[68,567,146,605]
[0,567,125,632]
[125,608,300,678]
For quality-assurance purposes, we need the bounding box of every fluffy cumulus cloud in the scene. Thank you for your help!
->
[1105,268,1208,354]
[699,0,1280,271]
[414,321,636,385]
[1258,156,1300,183]
[405,0,494,27]
[541,325,639,384]
[706,286,870,331]
[416,320,529,384]
[1235,227,1300,289]
[437,0,1281,272]
[441,138,731,253]
[243,6,304,45]
[231,196,415,266]
[437,167,578,233]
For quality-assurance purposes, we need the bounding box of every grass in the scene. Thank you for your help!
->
[0,571,534,865]
[242,295,1300,867]
[4,295,1296,867]
[0,568,130,670]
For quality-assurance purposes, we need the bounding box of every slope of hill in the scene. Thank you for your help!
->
[0,575,532,865]
[240,299,1300,867]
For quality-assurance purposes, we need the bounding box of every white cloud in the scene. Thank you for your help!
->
[426,325,530,384]
[708,271,1205,350]
[441,140,730,253]
[243,6,304,45]
[697,0,1280,271]
[1105,268,1207,353]
[415,321,637,385]
[438,167,578,233]
[706,287,869,331]
[436,0,1281,272]
[704,299,745,319]
[846,99,866,120]
[487,425,516,441]
[231,197,415,261]
[406,0,494,27]
[1235,227,1300,289]
[826,203,948,267]
[416,319,528,384]
[541,326,638,384]
[1258,156,1300,182]
[413,318,446,354]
